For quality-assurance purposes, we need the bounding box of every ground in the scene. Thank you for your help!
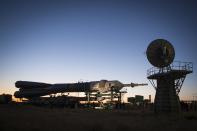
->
[0,104,197,131]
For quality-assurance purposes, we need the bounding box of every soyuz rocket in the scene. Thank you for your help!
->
[14,80,147,98]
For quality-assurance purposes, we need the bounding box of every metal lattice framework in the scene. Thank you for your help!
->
[147,61,193,94]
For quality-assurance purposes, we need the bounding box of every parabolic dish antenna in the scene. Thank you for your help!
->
[146,39,175,68]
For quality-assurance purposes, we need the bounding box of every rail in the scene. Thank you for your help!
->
[147,61,193,77]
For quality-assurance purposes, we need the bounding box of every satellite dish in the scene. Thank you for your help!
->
[146,39,175,68]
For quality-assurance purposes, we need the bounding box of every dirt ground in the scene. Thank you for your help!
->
[0,104,197,131]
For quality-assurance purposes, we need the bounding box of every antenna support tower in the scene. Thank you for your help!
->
[147,61,193,113]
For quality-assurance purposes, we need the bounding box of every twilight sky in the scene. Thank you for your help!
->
[1,0,197,101]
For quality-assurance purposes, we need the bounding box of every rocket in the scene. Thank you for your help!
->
[14,80,148,98]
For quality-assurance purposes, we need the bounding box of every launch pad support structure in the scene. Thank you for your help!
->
[147,61,193,113]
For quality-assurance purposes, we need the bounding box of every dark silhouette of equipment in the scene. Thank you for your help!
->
[0,94,12,104]
[146,39,193,113]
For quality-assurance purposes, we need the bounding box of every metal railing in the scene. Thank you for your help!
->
[147,61,193,77]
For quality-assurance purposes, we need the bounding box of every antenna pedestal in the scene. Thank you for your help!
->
[154,76,180,113]
[147,62,193,113]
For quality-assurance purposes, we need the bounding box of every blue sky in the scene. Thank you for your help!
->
[1,0,197,101]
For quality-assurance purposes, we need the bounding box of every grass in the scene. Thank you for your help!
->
[0,104,197,131]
